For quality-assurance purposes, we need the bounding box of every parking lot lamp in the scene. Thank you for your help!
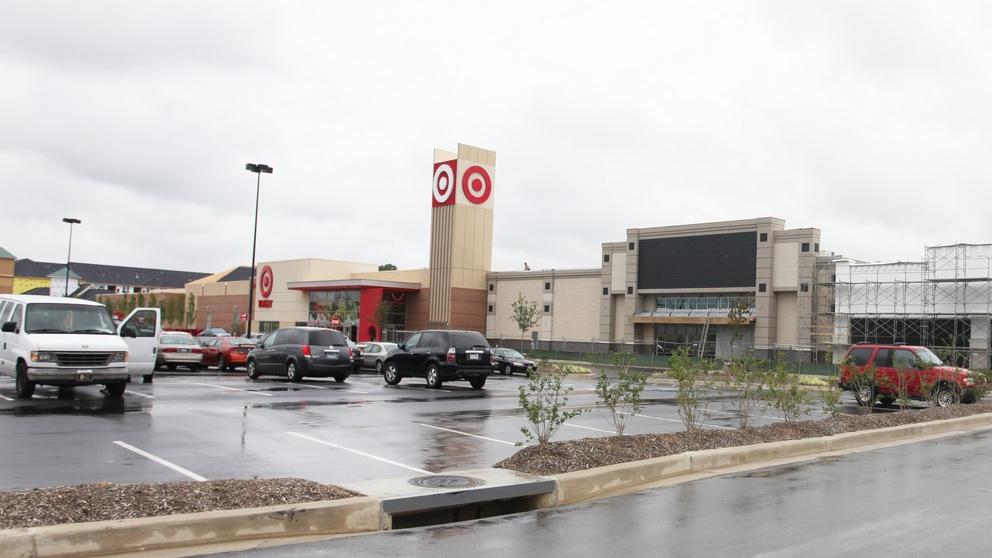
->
[61,217,81,297]
[244,163,273,338]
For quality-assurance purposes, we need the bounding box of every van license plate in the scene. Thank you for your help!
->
[76,371,93,381]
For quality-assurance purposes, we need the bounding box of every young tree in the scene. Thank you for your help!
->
[518,361,586,445]
[848,362,879,414]
[725,353,766,428]
[185,293,196,327]
[510,293,542,353]
[373,300,390,336]
[765,354,813,421]
[668,346,709,430]
[727,297,752,356]
[595,352,646,436]
[136,292,146,308]
[378,263,397,271]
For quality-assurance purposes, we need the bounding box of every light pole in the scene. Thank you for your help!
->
[62,218,81,297]
[245,163,273,338]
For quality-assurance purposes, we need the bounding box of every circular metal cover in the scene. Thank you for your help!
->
[408,475,486,489]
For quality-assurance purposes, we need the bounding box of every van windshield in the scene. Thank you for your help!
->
[25,303,116,335]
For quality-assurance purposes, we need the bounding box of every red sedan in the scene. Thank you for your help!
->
[200,337,257,371]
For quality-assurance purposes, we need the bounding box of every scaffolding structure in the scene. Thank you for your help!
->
[808,244,992,368]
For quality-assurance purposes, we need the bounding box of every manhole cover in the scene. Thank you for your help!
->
[408,475,486,489]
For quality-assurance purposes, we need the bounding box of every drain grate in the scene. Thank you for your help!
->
[408,475,486,489]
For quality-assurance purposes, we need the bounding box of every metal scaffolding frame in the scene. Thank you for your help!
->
[808,244,992,367]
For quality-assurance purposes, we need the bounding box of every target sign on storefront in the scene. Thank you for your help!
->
[432,160,457,207]
[259,265,274,298]
[461,165,492,205]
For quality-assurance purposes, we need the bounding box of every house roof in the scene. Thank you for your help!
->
[0,247,15,259]
[219,266,253,282]
[47,267,82,279]
[15,259,209,289]
[22,287,49,296]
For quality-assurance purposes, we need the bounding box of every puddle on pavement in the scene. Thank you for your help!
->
[0,396,148,416]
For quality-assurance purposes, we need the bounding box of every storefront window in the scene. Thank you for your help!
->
[308,291,360,331]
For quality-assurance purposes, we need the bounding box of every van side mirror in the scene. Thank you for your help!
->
[1,321,16,333]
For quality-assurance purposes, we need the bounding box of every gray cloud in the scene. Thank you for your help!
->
[2,1,991,275]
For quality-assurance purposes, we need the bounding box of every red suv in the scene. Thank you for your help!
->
[839,343,981,407]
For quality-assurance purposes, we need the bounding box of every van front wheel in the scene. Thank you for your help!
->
[15,362,35,399]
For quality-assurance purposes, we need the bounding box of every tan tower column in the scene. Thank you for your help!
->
[428,143,495,331]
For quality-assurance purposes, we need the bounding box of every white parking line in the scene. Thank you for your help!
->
[0,393,13,401]
[181,380,272,396]
[125,390,155,399]
[706,407,785,422]
[564,423,615,434]
[386,385,452,393]
[112,441,206,481]
[417,423,516,446]
[288,432,430,474]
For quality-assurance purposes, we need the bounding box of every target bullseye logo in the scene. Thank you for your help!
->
[461,165,492,205]
[259,265,273,298]
[432,160,457,207]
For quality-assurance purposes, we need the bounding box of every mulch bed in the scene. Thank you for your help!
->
[0,478,358,530]
[496,402,992,475]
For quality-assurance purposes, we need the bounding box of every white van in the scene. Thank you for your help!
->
[0,295,161,399]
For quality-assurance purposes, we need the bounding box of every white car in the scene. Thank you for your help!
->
[360,342,398,373]
[0,295,161,399]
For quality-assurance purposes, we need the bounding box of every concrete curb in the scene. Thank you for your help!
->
[0,496,381,558]
[548,412,992,505]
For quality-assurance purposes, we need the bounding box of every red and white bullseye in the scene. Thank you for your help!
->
[461,165,492,205]
[433,162,456,205]
[259,265,273,298]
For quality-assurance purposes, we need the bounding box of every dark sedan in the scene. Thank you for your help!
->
[492,347,536,376]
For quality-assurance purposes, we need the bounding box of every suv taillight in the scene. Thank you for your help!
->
[490,354,496,366]
[302,345,312,357]
[447,347,456,364]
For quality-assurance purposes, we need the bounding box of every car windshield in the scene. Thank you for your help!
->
[913,347,943,366]
[502,349,525,359]
[162,335,197,345]
[25,303,116,334]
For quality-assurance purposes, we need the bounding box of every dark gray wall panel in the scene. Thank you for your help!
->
[638,232,757,289]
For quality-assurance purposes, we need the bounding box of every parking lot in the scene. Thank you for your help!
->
[0,370,840,491]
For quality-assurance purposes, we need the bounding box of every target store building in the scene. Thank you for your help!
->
[245,143,495,341]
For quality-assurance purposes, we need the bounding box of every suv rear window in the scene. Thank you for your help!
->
[309,329,347,346]
[848,347,874,366]
[452,331,489,348]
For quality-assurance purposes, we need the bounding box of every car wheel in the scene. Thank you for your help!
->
[15,361,34,399]
[105,382,126,398]
[425,364,443,389]
[375,360,383,374]
[287,361,302,382]
[504,364,513,376]
[854,384,876,407]
[142,374,154,383]
[879,396,895,406]
[961,390,978,404]
[189,364,201,372]
[218,356,226,371]
[934,385,957,408]
[384,362,401,385]
[166,364,177,371]
[469,377,486,390]
[57,385,75,399]
[247,359,259,380]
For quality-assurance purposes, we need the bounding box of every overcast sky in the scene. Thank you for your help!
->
[2,1,991,274]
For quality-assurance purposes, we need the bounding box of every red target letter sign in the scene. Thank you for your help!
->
[432,160,457,207]
[461,165,492,205]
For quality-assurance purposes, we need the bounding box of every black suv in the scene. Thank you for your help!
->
[246,327,353,382]
[382,330,493,389]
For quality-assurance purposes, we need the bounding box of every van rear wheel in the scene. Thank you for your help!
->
[15,362,34,399]
[105,382,126,397]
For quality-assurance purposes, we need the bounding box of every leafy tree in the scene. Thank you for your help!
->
[378,263,397,271]
[136,292,146,308]
[765,354,813,421]
[519,361,586,445]
[373,300,390,335]
[847,361,879,414]
[669,346,708,430]
[595,352,646,436]
[186,293,196,327]
[510,293,541,353]
[727,297,752,356]
[724,353,766,428]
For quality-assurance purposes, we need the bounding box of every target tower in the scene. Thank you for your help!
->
[428,143,495,330]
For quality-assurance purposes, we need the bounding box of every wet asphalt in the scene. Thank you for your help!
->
[0,368,834,490]
[226,428,992,558]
